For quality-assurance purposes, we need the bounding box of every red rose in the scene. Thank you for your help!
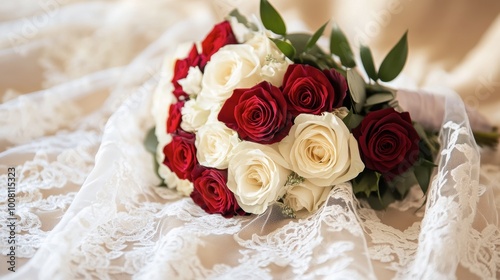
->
[218,81,292,144]
[171,44,201,100]
[190,166,245,217]
[166,101,184,134]
[162,130,198,181]
[200,21,237,68]
[282,64,338,116]
[353,108,420,180]
[322,68,347,108]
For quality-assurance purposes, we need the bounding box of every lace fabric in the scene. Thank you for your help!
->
[1,1,499,279]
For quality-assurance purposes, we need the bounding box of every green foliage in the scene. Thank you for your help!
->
[378,31,408,82]
[285,172,305,187]
[144,127,164,184]
[360,45,378,81]
[260,0,286,35]
[305,21,329,52]
[353,171,381,197]
[342,110,364,130]
[330,24,356,68]
[364,92,394,107]
[346,69,366,113]
[271,38,296,60]
[144,127,158,154]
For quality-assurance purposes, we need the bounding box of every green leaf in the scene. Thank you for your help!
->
[330,23,356,68]
[346,69,366,113]
[420,159,437,168]
[353,171,381,197]
[144,127,158,154]
[271,38,296,60]
[387,168,418,198]
[413,163,433,194]
[144,127,164,184]
[364,92,394,107]
[342,110,364,130]
[287,33,342,71]
[286,33,312,54]
[360,45,378,81]
[413,122,439,155]
[305,21,328,51]
[366,188,397,210]
[378,31,408,82]
[260,0,286,35]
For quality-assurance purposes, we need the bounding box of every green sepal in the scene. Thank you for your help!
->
[378,31,408,82]
[260,0,286,35]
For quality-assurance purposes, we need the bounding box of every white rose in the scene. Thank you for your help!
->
[284,181,332,213]
[246,33,292,86]
[227,142,290,214]
[152,57,176,144]
[180,99,210,132]
[197,44,261,109]
[228,16,253,43]
[279,113,365,187]
[156,143,193,196]
[153,43,200,144]
[178,66,203,96]
[195,121,240,169]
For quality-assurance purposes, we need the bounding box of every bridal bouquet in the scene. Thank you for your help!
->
[147,0,494,218]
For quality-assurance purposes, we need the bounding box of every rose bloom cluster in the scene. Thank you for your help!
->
[153,19,421,217]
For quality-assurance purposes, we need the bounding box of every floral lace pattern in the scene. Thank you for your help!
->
[0,1,499,279]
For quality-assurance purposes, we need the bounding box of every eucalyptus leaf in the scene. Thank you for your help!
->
[346,69,366,113]
[360,45,378,81]
[378,31,408,82]
[271,38,296,60]
[305,21,329,51]
[330,24,356,68]
[260,0,286,35]
[364,92,394,107]
[342,110,364,130]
